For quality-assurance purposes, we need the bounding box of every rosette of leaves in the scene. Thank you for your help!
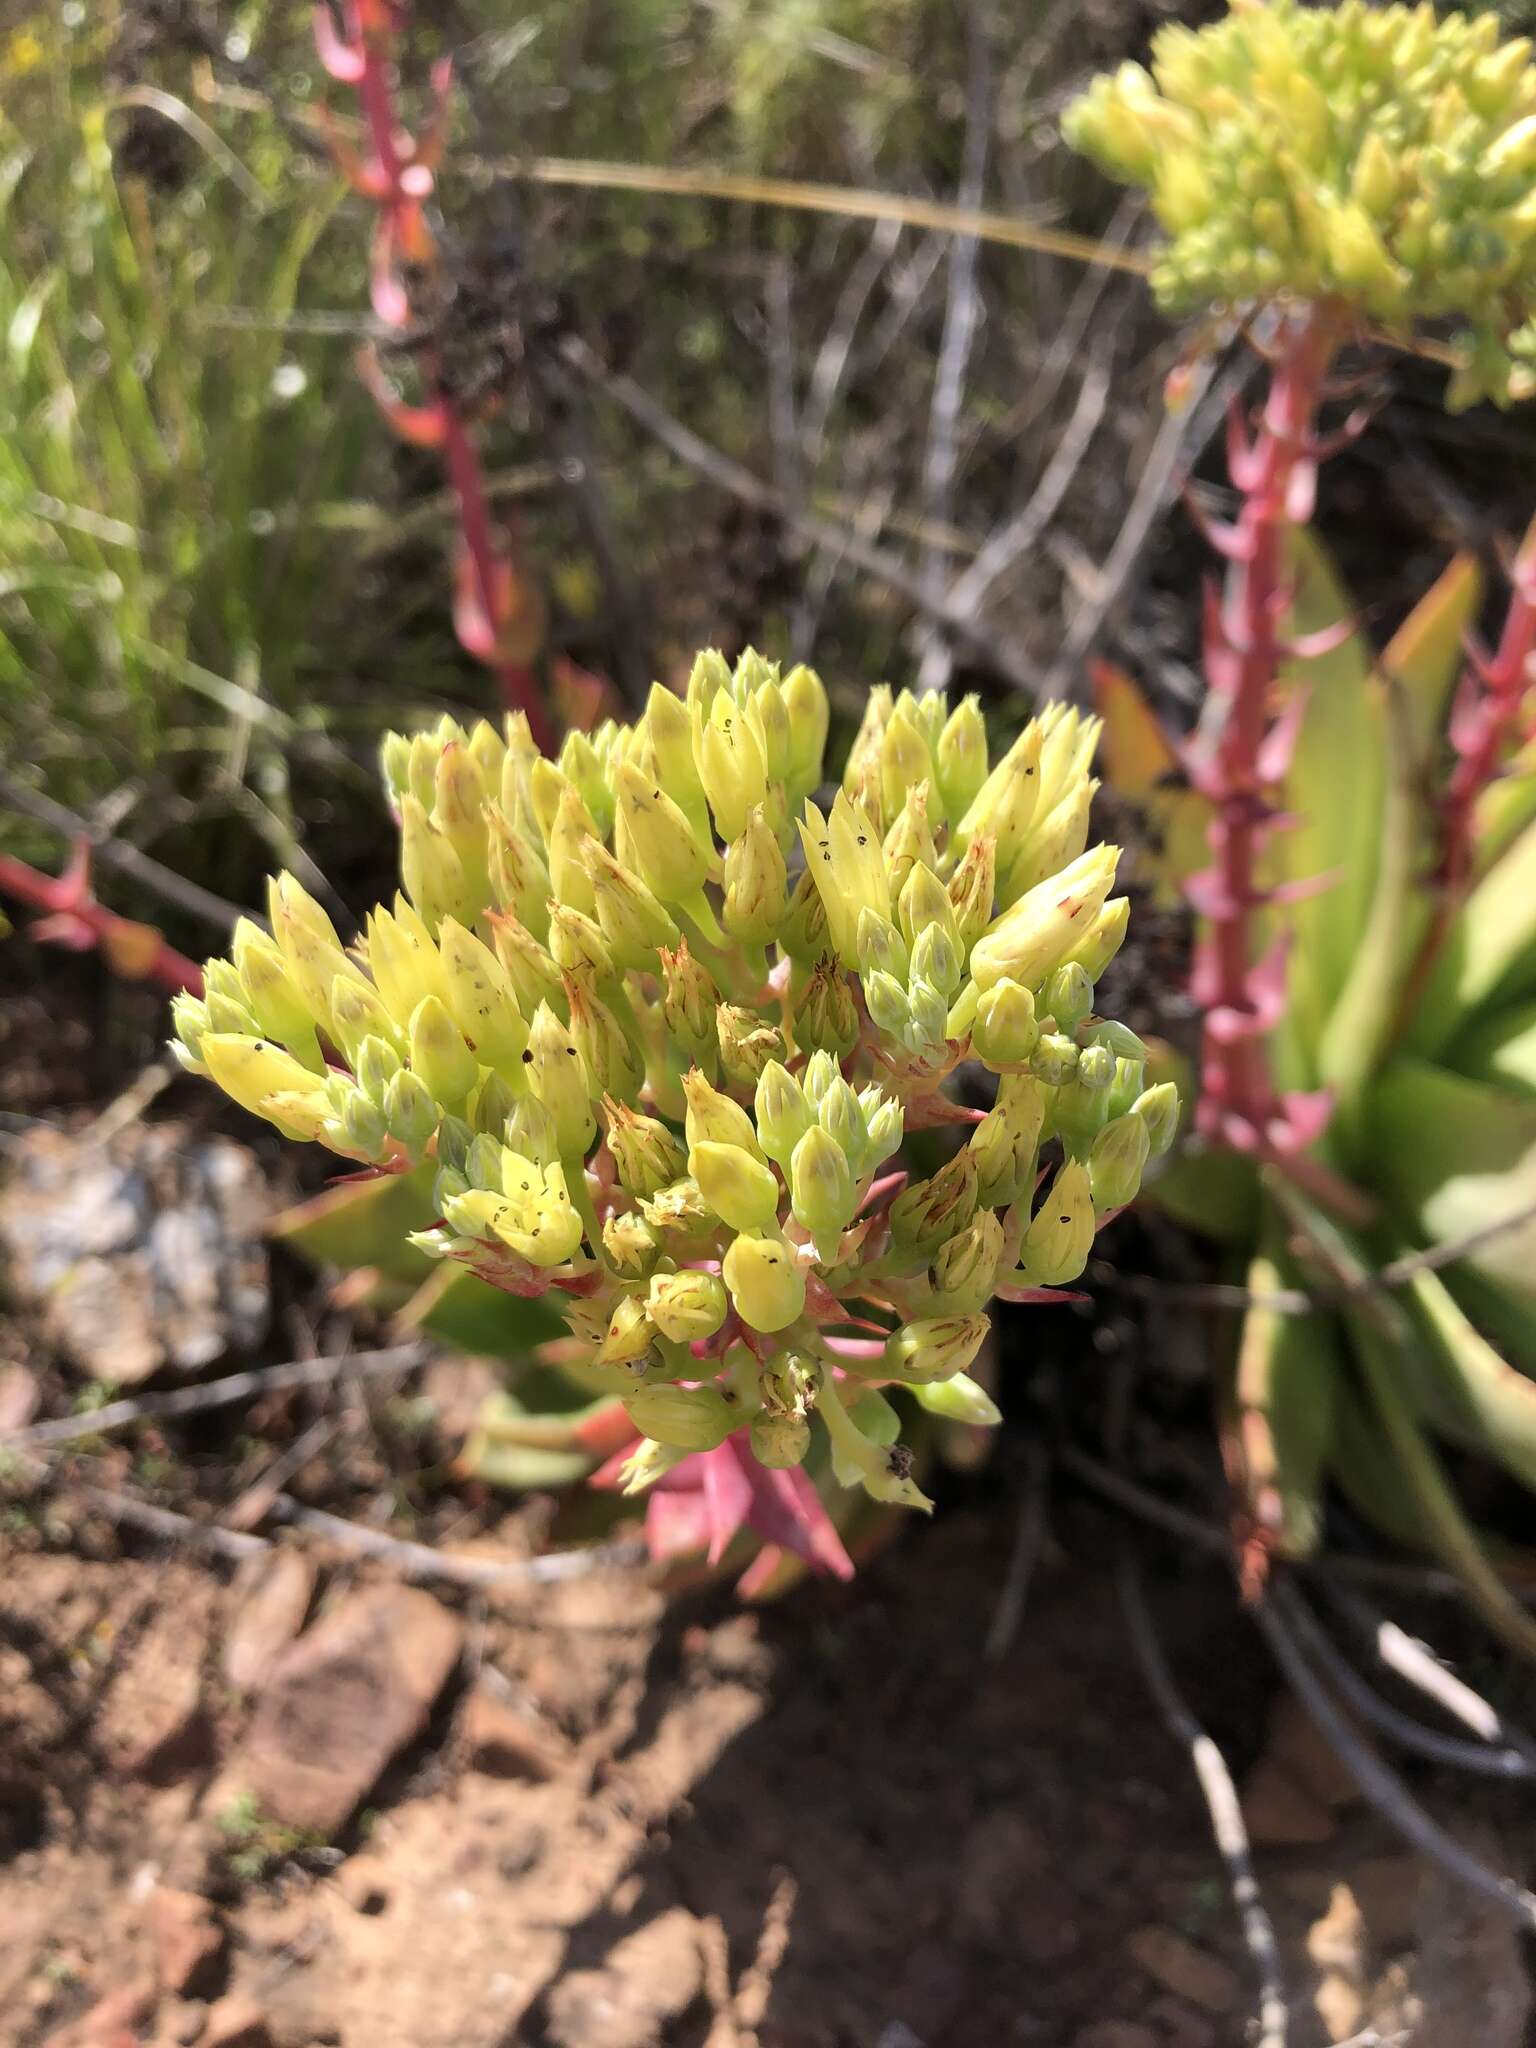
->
[173,650,1174,1585]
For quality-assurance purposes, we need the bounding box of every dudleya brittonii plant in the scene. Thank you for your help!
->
[171,654,1173,1520]
[1065,0,1536,409]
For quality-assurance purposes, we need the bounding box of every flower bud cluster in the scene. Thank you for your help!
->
[174,652,1171,1516]
[1064,0,1536,407]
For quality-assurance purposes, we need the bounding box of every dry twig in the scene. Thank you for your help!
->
[1118,1550,1288,2048]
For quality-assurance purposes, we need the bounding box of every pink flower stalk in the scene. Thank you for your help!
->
[591,1427,855,1597]
[1438,529,1536,891]
[0,842,202,995]
[313,0,556,751]
[1183,306,1353,1180]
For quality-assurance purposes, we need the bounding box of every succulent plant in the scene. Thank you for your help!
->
[173,652,1171,1540]
[1065,0,1536,408]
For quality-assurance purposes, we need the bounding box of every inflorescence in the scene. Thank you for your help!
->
[172,654,1174,1513]
[1065,0,1536,408]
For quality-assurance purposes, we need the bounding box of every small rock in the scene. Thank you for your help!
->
[462,1682,561,1782]
[98,1629,210,1785]
[161,2001,208,2046]
[1125,1927,1240,2016]
[1072,2026,1159,2048]
[201,1995,270,2048]
[238,1586,462,1835]
[146,1887,226,1998]
[43,1978,157,2047]
[545,1908,705,2048]
[0,1123,269,1382]
[1240,1755,1337,1847]
[221,1550,315,1695]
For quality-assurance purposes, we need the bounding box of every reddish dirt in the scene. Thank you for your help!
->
[2,1509,1532,2048]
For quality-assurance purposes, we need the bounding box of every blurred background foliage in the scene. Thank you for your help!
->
[0,0,1175,912]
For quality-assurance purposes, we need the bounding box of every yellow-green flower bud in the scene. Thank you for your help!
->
[722,806,788,946]
[879,700,935,825]
[439,918,529,1074]
[817,1077,864,1163]
[408,995,480,1108]
[881,1312,988,1384]
[596,1292,657,1367]
[432,745,492,915]
[338,1086,390,1159]
[778,868,830,966]
[269,874,366,1039]
[789,1124,856,1255]
[549,901,615,984]
[363,900,448,1026]
[385,1064,438,1163]
[750,1409,811,1469]
[355,1034,402,1106]
[584,840,679,970]
[1133,1080,1181,1156]
[781,663,830,795]
[1041,962,1093,1035]
[932,1210,1005,1311]
[485,808,552,936]
[641,1175,716,1244]
[862,969,911,1041]
[800,792,891,971]
[722,1231,806,1333]
[525,1001,597,1158]
[862,1094,904,1168]
[690,1140,782,1232]
[170,993,212,1072]
[468,1069,518,1137]
[1077,1044,1115,1091]
[794,958,859,1057]
[1031,1031,1079,1087]
[695,686,768,842]
[910,1371,1001,1427]
[604,1209,662,1276]
[1088,1110,1151,1212]
[937,695,989,824]
[882,783,939,899]
[889,1147,979,1255]
[754,1060,814,1169]
[566,973,645,1104]
[614,759,718,908]
[970,845,1120,992]
[682,1066,762,1156]
[232,921,319,1057]
[969,1073,1045,1207]
[856,909,909,984]
[661,941,722,1066]
[946,833,996,958]
[436,1115,473,1174]
[558,729,616,840]
[1016,1160,1095,1286]
[205,988,261,1039]
[330,974,404,1066]
[201,1034,330,1126]
[487,911,562,1015]
[400,794,469,931]
[972,978,1039,1068]
[906,975,949,1049]
[896,861,959,957]
[716,1004,786,1087]
[624,1382,737,1452]
[817,1374,931,1509]
[504,1092,559,1166]
[613,1435,694,1495]
[910,921,962,999]
[647,1269,729,1343]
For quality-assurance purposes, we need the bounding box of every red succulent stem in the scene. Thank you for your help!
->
[1192,305,1345,1172]
[323,1,557,753]
[1438,546,1536,891]
[0,848,203,995]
